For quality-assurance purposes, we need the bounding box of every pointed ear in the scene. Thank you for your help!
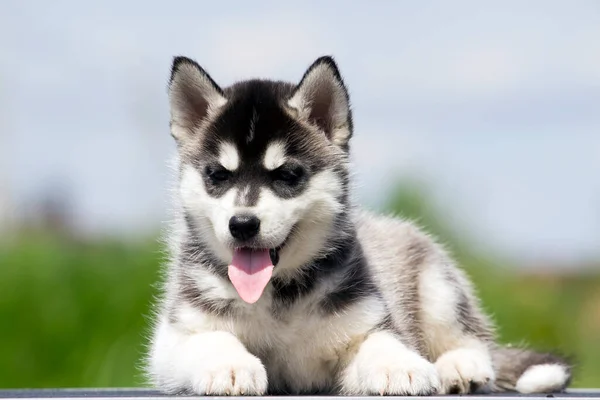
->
[168,56,227,141]
[288,56,353,149]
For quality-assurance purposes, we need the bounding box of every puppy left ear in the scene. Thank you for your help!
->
[288,56,353,149]
[168,56,227,143]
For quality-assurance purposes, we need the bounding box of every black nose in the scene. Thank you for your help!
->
[229,214,261,241]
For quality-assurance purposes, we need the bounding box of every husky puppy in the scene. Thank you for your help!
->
[145,55,572,396]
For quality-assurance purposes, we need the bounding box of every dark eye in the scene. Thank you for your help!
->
[272,164,305,186]
[205,166,232,184]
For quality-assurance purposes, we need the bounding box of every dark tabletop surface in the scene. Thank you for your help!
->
[0,389,599,399]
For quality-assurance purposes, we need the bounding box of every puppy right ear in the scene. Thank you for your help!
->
[287,56,353,150]
[168,56,227,141]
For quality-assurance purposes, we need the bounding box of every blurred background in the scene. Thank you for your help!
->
[0,0,599,390]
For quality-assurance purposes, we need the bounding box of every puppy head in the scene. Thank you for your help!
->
[169,56,353,300]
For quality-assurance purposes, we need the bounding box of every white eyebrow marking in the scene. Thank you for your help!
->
[218,142,239,171]
[263,141,287,170]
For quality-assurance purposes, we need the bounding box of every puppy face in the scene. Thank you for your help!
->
[170,56,353,272]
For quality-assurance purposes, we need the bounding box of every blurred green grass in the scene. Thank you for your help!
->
[0,235,162,388]
[0,181,598,389]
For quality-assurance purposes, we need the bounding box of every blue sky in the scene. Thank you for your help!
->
[1,1,599,266]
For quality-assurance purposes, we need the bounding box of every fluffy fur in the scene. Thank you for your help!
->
[145,55,572,395]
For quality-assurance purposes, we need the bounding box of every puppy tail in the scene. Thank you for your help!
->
[490,345,572,394]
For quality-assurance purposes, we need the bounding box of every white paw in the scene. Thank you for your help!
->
[149,325,268,396]
[435,347,495,394]
[356,351,441,395]
[341,332,440,395]
[190,350,268,395]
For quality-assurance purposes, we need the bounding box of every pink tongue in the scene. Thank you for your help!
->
[228,249,274,304]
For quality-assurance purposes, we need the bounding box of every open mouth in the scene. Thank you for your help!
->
[227,242,286,304]
[269,246,281,266]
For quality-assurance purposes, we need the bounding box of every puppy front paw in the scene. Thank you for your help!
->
[340,332,440,395]
[191,350,268,395]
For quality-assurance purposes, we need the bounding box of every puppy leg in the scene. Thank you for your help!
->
[419,263,496,394]
[339,331,440,395]
[147,319,268,395]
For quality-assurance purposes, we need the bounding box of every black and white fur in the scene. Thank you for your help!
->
[145,55,572,396]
